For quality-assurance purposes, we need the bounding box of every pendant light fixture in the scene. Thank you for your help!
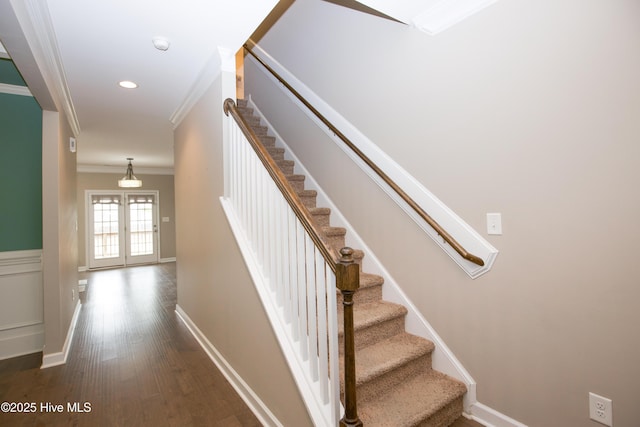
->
[118,158,142,188]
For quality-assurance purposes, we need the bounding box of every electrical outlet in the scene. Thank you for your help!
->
[589,392,613,426]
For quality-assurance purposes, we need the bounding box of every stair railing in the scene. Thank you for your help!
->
[224,98,362,427]
[244,45,484,267]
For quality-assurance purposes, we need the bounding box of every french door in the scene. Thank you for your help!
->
[87,191,159,269]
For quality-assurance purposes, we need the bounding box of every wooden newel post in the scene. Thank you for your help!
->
[337,247,363,427]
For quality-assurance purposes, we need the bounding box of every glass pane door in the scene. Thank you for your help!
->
[125,193,158,265]
[88,194,125,268]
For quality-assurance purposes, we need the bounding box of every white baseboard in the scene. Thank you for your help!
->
[160,257,176,263]
[175,305,283,427]
[41,299,81,369]
[0,324,44,360]
[467,402,528,427]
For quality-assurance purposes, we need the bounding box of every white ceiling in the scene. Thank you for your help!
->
[0,0,496,173]
[0,0,278,172]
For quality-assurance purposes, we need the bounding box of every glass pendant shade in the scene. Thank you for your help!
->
[118,158,142,188]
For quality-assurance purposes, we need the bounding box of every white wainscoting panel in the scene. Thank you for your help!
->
[0,249,44,359]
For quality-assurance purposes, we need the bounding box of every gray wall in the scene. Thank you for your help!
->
[173,70,312,426]
[245,0,640,426]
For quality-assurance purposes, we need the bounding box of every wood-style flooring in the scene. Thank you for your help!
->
[0,263,260,427]
[0,262,484,427]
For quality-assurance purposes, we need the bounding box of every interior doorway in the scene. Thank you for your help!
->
[86,190,159,269]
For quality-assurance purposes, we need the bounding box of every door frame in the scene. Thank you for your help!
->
[85,190,160,269]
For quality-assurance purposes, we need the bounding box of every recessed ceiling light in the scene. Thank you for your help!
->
[119,80,138,89]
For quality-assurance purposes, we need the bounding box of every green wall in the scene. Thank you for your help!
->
[0,92,42,251]
[0,58,27,86]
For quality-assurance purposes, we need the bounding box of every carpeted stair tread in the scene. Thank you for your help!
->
[353,333,435,386]
[338,301,407,336]
[359,272,384,289]
[358,370,467,427]
[266,146,285,160]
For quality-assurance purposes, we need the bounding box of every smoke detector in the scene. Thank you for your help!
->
[152,37,170,51]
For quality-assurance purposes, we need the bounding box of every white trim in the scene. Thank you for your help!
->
[0,249,42,275]
[78,265,87,272]
[18,0,81,135]
[246,41,498,279]
[41,299,81,369]
[175,304,284,427]
[77,164,174,175]
[0,324,44,360]
[0,249,44,360]
[0,83,32,96]
[159,257,176,263]
[466,402,528,427]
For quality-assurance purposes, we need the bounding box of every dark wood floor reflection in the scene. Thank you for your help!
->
[0,263,260,427]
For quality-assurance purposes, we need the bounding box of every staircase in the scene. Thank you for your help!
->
[237,99,467,427]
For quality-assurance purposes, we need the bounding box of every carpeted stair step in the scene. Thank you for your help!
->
[286,174,306,192]
[309,207,331,227]
[243,115,261,127]
[276,159,295,175]
[267,146,285,161]
[298,189,317,209]
[338,301,407,351]
[337,272,383,305]
[322,226,347,250]
[252,124,269,136]
[259,135,276,147]
[341,333,435,403]
[358,370,467,427]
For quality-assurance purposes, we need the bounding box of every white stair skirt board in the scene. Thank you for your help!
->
[175,304,284,427]
[245,40,498,279]
[41,299,81,369]
[0,249,44,360]
[467,402,529,427]
[243,98,526,427]
[220,196,340,426]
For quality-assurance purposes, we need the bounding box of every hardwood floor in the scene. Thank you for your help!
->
[0,263,260,427]
[0,262,485,427]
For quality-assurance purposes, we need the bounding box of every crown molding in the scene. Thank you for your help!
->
[77,164,174,176]
[0,83,32,97]
[169,50,223,130]
[14,0,80,135]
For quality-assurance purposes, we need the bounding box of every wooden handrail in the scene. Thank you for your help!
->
[225,97,362,426]
[224,98,339,271]
[244,45,485,267]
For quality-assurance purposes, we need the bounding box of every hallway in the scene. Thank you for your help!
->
[0,263,261,427]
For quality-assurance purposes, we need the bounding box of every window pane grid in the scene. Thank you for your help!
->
[129,202,153,256]
[93,204,119,259]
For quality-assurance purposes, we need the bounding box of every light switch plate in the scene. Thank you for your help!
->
[487,213,502,235]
